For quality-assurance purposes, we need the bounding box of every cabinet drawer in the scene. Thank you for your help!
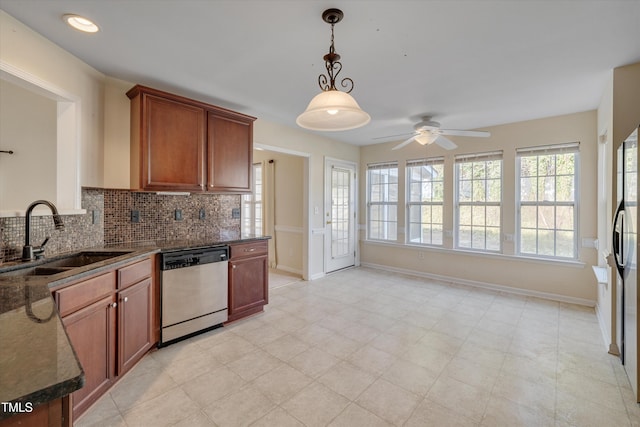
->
[118,258,152,289]
[230,241,268,260]
[56,271,116,317]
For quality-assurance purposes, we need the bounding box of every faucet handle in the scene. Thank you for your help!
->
[40,237,50,248]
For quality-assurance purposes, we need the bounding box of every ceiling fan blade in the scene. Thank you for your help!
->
[434,135,457,150]
[373,131,416,140]
[392,136,417,150]
[439,129,491,138]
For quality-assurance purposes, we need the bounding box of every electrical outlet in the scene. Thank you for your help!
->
[199,208,206,220]
[131,210,140,223]
[231,208,240,219]
[175,209,183,221]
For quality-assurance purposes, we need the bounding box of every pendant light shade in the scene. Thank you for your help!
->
[296,89,371,131]
[297,9,370,132]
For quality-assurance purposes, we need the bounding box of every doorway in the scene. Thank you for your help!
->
[324,158,357,273]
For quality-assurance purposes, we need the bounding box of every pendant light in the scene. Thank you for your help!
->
[296,9,370,131]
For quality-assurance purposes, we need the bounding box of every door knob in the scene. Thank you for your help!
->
[326,221,332,224]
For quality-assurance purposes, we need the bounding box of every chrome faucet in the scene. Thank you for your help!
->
[22,200,65,261]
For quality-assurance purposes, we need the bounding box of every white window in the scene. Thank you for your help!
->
[241,163,262,235]
[517,143,579,259]
[367,162,398,241]
[406,157,444,245]
[455,151,503,252]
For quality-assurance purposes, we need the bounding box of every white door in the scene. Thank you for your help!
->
[325,159,356,273]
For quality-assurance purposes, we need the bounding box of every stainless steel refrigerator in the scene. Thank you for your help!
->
[613,127,639,400]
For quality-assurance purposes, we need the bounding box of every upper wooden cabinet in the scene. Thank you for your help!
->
[127,85,256,193]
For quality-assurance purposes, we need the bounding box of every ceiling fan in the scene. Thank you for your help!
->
[376,116,491,151]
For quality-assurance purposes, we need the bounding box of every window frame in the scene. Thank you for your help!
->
[241,162,263,236]
[516,142,580,260]
[366,162,399,242]
[454,151,503,253]
[406,157,445,246]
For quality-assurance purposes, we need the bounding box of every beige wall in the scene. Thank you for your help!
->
[360,111,598,304]
[0,80,56,211]
[0,11,105,188]
[597,62,640,352]
[254,150,304,274]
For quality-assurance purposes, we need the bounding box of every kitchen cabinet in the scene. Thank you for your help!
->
[127,85,255,193]
[0,397,71,427]
[51,257,154,419]
[227,240,269,322]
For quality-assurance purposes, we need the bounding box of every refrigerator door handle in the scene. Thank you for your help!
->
[613,200,625,277]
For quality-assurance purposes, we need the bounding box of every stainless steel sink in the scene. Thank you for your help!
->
[0,250,133,278]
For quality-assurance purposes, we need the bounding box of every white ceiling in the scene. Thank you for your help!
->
[1,0,639,146]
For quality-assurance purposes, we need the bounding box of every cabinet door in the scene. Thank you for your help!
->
[61,295,116,418]
[228,255,268,321]
[118,278,153,375]
[207,112,253,192]
[142,94,205,191]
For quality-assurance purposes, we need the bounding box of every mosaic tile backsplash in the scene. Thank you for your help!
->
[0,188,241,263]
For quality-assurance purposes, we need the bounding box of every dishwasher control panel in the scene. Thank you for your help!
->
[160,246,229,270]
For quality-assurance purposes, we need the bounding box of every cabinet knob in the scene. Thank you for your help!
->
[111,302,118,308]
[232,264,237,269]
[123,297,129,303]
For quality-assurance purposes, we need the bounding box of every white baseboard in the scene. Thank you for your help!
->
[309,272,326,281]
[274,264,303,276]
[361,262,595,307]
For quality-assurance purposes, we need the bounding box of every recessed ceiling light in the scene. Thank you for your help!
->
[63,14,99,33]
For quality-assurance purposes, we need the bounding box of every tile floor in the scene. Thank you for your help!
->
[269,269,302,290]
[76,267,640,426]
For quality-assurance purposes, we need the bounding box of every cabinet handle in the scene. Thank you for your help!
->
[111,302,118,308]
[123,297,129,303]
[244,248,256,252]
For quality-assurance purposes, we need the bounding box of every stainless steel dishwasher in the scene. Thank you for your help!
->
[160,246,228,346]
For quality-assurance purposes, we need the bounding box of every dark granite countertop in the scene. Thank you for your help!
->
[0,235,268,420]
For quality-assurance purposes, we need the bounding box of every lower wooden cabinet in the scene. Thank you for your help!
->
[117,277,153,374]
[51,257,155,421]
[228,241,269,322]
[0,396,71,427]
[61,294,116,417]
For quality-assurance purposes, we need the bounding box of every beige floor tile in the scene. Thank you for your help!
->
[109,370,177,413]
[282,382,350,426]
[226,349,284,381]
[121,387,200,426]
[492,372,556,417]
[427,375,491,422]
[481,395,554,426]
[381,358,438,396]
[347,344,396,375]
[204,386,276,426]
[171,410,216,427]
[321,333,364,359]
[181,365,246,408]
[74,394,121,427]
[288,346,340,378]
[328,403,392,427]
[78,267,634,427]
[251,363,312,404]
[556,389,631,427]
[163,349,223,384]
[408,398,479,427]
[557,368,627,412]
[251,407,304,427]
[261,334,310,361]
[356,378,421,426]
[317,361,378,400]
[203,333,257,362]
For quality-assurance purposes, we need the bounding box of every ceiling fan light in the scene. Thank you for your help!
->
[296,90,371,131]
[415,134,434,145]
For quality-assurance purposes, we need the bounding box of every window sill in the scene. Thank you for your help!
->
[362,239,586,269]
